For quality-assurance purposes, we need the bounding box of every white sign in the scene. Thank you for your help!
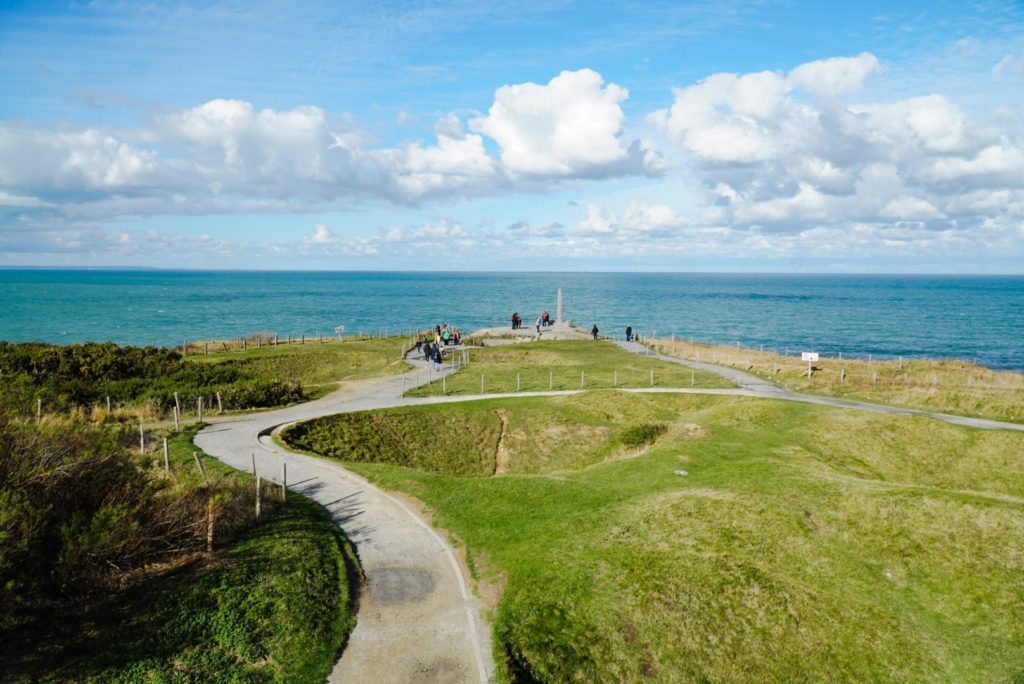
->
[801,352,819,362]
[334,325,345,334]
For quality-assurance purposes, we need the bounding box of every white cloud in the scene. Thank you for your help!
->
[471,69,658,177]
[786,52,881,96]
[0,127,162,191]
[650,52,1024,240]
[0,69,660,228]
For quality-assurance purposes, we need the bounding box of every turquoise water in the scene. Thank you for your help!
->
[1,270,1022,370]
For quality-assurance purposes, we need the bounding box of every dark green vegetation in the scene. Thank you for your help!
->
[405,340,732,396]
[0,337,408,418]
[285,392,1024,683]
[1,421,356,682]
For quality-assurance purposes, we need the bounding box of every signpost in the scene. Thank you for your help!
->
[801,351,819,378]
[334,325,345,341]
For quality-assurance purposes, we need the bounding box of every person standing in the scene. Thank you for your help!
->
[626,325,632,342]
[591,324,599,340]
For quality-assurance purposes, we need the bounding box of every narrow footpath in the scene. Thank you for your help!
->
[194,342,1024,683]
[195,361,496,684]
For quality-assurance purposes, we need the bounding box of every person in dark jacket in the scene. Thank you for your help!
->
[626,325,632,342]
[591,324,599,340]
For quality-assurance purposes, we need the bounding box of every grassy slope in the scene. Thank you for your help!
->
[648,338,1024,424]
[3,427,357,683]
[286,392,1024,683]
[405,340,732,396]
[194,337,411,400]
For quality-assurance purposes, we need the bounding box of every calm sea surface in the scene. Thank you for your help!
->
[1,270,1022,370]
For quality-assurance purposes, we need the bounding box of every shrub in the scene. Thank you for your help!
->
[619,423,667,448]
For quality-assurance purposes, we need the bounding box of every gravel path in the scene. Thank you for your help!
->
[193,342,1022,683]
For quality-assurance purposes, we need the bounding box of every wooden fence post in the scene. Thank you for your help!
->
[251,452,257,476]
[174,392,181,417]
[549,370,553,390]
[36,398,41,421]
[650,369,654,386]
[193,451,206,479]
[580,371,585,388]
[480,374,485,393]
[139,422,145,453]
[516,373,520,392]
[197,397,203,422]
[216,392,223,414]
[163,438,170,472]
[206,503,214,553]
[173,405,180,432]
[281,462,287,503]
[255,475,262,521]
[106,395,111,413]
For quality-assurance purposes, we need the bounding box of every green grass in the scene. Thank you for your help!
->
[650,338,1024,424]
[193,336,412,400]
[2,427,358,683]
[284,391,1024,683]
[405,340,732,396]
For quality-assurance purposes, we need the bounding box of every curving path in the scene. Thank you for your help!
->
[194,342,1023,682]
[616,340,1024,432]
[195,361,497,684]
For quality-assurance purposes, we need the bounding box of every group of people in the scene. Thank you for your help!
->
[414,323,464,371]
[511,310,554,332]
[625,325,639,342]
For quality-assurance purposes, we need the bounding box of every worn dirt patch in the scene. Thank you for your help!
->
[494,409,511,475]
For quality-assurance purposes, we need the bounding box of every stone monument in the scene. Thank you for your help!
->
[556,288,564,324]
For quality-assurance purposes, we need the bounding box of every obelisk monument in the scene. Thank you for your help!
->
[556,288,564,324]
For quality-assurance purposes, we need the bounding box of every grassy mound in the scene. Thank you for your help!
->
[288,393,1024,682]
[283,392,713,476]
[405,340,732,396]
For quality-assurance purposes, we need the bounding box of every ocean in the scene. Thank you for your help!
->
[1,270,1022,370]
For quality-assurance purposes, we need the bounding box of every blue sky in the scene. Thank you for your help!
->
[1,0,1023,271]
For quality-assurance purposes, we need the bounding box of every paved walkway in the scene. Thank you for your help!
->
[193,341,1023,682]
[616,340,1024,432]
[195,361,495,684]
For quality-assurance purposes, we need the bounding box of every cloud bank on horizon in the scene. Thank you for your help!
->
[1,1,1023,272]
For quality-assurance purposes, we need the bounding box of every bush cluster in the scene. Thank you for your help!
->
[619,423,668,448]
[0,415,267,609]
[0,341,307,417]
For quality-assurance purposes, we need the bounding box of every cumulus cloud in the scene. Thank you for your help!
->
[649,52,1024,240]
[786,52,881,96]
[0,68,657,236]
[470,69,659,177]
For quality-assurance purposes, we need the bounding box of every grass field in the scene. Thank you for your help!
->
[193,336,411,400]
[2,426,357,683]
[647,338,1024,423]
[404,340,732,396]
[284,391,1024,683]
